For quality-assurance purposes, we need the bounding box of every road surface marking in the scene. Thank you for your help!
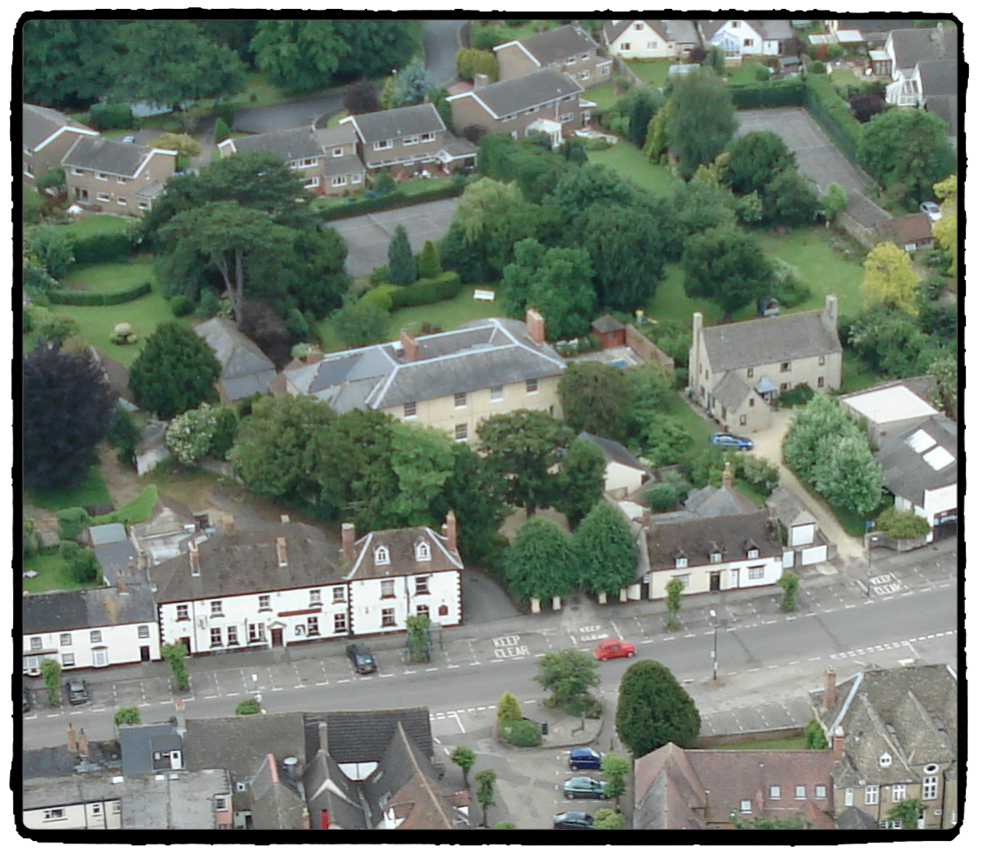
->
[315,681,329,686]
[404,670,417,675]
[294,684,306,689]
[203,695,218,700]
[91,707,106,713]
[641,639,653,644]
[447,664,459,669]
[453,713,466,734]
[491,658,504,663]
[227,692,239,697]
[426,668,438,672]
[470,661,481,666]
[69,711,83,715]
[272,686,284,691]
[808,657,821,662]
[610,620,623,639]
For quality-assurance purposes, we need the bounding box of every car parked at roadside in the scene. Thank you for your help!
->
[346,642,377,674]
[594,637,636,661]
[710,432,754,450]
[568,746,603,771]
[554,811,595,829]
[563,776,608,799]
[66,678,88,705]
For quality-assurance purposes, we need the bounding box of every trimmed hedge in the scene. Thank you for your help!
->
[362,283,399,311]
[89,103,134,131]
[729,77,805,109]
[804,74,863,164]
[319,179,466,222]
[389,272,461,309]
[49,280,152,306]
[72,232,136,265]
[500,719,542,747]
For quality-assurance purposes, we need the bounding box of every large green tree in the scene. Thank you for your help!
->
[251,20,348,93]
[108,20,246,116]
[719,130,796,195]
[386,424,457,527]
[553,439,606,527]
[811,433,883,516]
[534,648,601,710]
[615,660,701,758]
[503,517,577,603]
[861,241,920,315]
[449,178,540,274]
[332,299,389,348]
[782,393,860,482]
[24,347,115,493]
[22,19,120,107]
[762,168,822,228]
[858,108,956,204]
[332,20,422,81]
[558,362,630,443]
[129,323,221,420]
[387,224,417,286]
[682,226,774,319]
[477,410,574,516]
[666,179,737,259]
[574,501,637,598]
[665,70,737,179]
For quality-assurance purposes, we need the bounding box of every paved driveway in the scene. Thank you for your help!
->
[748,407,866,562]
[329,197,460,278]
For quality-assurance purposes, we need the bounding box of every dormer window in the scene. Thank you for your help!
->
[879,753,892,767]
[675,556,688,569]
[710,551,722,564]
[415,541,431,562]
[333,147,344,157]
[746,545,759,558]
[374,546,390,566]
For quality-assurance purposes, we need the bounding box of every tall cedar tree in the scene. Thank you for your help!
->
[387,224,417,285]
[503,517,577,604]
[615,660,701,758]
[24,347,115,493]
[574,501,637,597]
[416,239,442,279]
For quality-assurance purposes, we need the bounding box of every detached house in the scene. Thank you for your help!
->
[602,19,701,59]
[810,664,958,829]
[62,136,177,215]
[193,316,277,404]
[341,103,453,177]
[494,24,611,88]
[340,513,464,636]
[689,295,842,432]
[699,19,794,59]
[447,69,589,146]
[23,103,99,184]
[218,124,364,196]
[275,311,565,444]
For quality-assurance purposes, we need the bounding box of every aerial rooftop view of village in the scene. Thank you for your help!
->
[18,15,961,835]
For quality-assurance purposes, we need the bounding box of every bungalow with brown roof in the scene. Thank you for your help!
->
[494,24,611,89]
[447,68,590,146]
[634,742,837,828]
[62,135,177,215]
[874,212,936,251]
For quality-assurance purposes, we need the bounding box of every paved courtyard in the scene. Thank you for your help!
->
[328,197,461,278]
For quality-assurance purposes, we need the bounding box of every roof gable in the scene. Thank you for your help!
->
[348,102,444,144]
[455,68,583,117]
[508,24,598,65]
[23,103,96,151]
[62,135,172,178]
[349,526,463,581]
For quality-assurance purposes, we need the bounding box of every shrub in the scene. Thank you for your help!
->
[583,136,611,151]
[500,718,542,747]
[319,180,466,221]
[216,101,237,126]
[388,272,461,309]
[875,506,931,540]
[213,116,231,143]
[808,60,826,75]
[57,507,90,541]
[235,697,262,715]
[107,407,140,466]
[89,103,134,131]
[68,547,99,583]
[361,283,398,312]
[778,383,816,407]
[804,718,828,749]
[114,706,142,726]
[769,258,813,308]
[169,294,195,316]
[372,172,397,195]
[48,280,152,306]
[59,540,81,561]
[284,308,310,342]
[71,232,135,265]
[646,481,689,512]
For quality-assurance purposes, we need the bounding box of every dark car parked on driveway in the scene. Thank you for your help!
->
[66,678,88,705]
[568,746,603,771]
[554,811,595,829]
[346,643,377,674]
[710,432,754,450]
[563,776,608,799]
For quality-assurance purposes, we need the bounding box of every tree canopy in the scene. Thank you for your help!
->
[558,362,631,443]
[574,501,637,597]
[553,438,606,527]
[665,70,737,179]
[719,131,795,196]
[682,226,774,319]
[503,517,577,603]
[615,660,701,758]
[861,241,921,315]
[251,20,347,93]
[534,648,601,709]
[129,322,221,420]
[24,347,115,493]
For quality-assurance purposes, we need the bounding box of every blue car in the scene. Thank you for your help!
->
[710,432,754,451]
[568,746,603,771]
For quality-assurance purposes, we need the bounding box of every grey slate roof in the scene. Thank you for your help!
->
[62,135,157,178]
[703,19,793,42]
[119,721,183,775]
[836,805,879,829]
[348,102,444,144]
[321,153,365,177]
[591,314,625,333]
[507,24,599,65]
[701,310,840,373]
[767,485,818,530]
[889,26,957,70]
[303,748,371,830]
[23,586,157,634]
[93,538,143,586]
[464,68,583,117]
[576,431,645,471]
[647,509,781,570]
[184,714,308,781]
[685,482,757,519]
[925,93,958,139]
[303,707,433,765]
[917,57,957,97]
[712,370,753,411]
[876,416,957,506]
[349,526,463,582]
[23,102,94,150]
[89,522,127,546]
[440,133,478,159]
[231,126,327,161]
[250,753,307,829]
[152,523,343,604]
[193,317,276,402]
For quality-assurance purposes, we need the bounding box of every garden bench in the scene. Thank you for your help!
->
[473,288,496,302]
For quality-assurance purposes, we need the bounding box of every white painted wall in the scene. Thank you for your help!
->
[23,800,121,830]
[790,522,816,547]
[604,461,645,495]
[23,619,160,674]
[611,22,677,58]
[347,570,461,636]
[646,555,783,599]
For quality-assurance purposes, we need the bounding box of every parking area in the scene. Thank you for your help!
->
[329,197,461,278]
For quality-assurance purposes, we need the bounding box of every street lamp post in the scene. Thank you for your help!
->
[709,609,718,681]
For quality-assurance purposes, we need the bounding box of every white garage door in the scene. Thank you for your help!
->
[801,545,828,566]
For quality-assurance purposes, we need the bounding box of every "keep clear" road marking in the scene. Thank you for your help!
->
[493,634,529,659]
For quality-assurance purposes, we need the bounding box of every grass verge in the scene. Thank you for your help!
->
[27,464,111,511]
[23,551,104,594]
[703,734,807,750]
[586,142,680,197]
[626,58,672,88]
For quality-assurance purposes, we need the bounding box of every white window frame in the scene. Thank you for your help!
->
[740,799,751,812]
[331,175,347,187]
[116,197,127,206]
[248,623,265,643]
[307,616,320,636]
[305,176,320,188]
[844,788,854,806]
[60,633,72,646]
[176,604,189,621]
[43,809,66,821]
[380,578,395,598]
[137,625,150,639]
[454,423,468,442]
[116,176,127,185]
[415,574,430,593]
[402,135,419,146]
[210,601,223,617]
[381,608,396,628]
[95,172,108,181]
[795,785,806,799]
[892,785,906,803]
[375,547,391,566]
[748,566,765,580]
[579,70,590,80]
[310,589,322,607]
[71,167,84,176]
[62,653,75,667]
[490,385,504,402]
[710,552,722,564]
[922,775,938,800]
[880,753,892,767]
[565,55,576,65]
[258,595,271,611]
[332,586,346,604]
[526,378,539,395]
[747,548,759,558]
[454,391,467,408]
[352,172,363,184]
[333,612,347,633]
[137,200,150,210]
[769,785,780,799]
[373,139,393,151]
[90,630,102,643]
[210,628,222,647]
[96,192,110,203]
[332,147,344,157]
[559,112,574,123]
[420,132,436,142]
[415,544,431,564]
[227,626,239,645]
[403,401,417,418]
[865,785,879,805]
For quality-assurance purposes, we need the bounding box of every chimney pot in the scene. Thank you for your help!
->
[341,523,356,564]
[825,293,838,325]
[400,328,419,363]
[526,308,546,344]
[474,72,489,90]
[443,511,458,552]
[824,666,837,711]
[189,538,200,577]
[277,536,288,567]
[305,344,323,365]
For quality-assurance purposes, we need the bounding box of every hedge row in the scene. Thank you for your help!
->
[803,74,863,163]
[88,103,135,131]
[73,232,136,265]
[49,280,152,306]
[319,179,466,222]
[390,272,462,309]
[729,77,805,109]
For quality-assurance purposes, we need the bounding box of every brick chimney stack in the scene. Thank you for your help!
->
[474,72,490,90]
[825,293,838,326]
[305,344,323,365]
[341,523,356,564]
[400,328,419,363]
[224,513,235,533]
[824,666,837,711]
[526,308,546,344]
[117,575,127,594]
[832,725,844,758]
[78,728,89,759]
[67,723,77,753]
[189,538,200,577]
[441,511,458,552]
[276,536,288,568]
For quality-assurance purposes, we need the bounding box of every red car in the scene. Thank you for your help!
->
[594,638,636,661]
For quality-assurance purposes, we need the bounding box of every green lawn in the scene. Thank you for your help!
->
[663,392,715,461]
[60,215,134,237]
[62,256,155,293]
[704,735,807,750]
[27,464,111,511]
[727,61,770,86]
[840,348,886,395]
[584,83,619,110]
[626,59,672,88]
[647,264,756,327]
[316,285,503,353]
[586,143,680,197]
[23,551,104,594]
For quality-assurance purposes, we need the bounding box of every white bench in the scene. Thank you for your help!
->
[473,288,496,302]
